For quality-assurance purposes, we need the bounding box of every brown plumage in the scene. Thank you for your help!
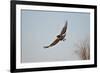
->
[44,21,68,48]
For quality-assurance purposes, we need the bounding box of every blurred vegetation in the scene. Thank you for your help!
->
[75,37,90,60]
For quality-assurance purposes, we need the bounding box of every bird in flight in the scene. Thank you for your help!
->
[44,21,68,48]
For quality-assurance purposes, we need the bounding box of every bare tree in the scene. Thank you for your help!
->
[75,37,90,60]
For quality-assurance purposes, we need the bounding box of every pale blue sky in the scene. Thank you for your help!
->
[21,10,90,63]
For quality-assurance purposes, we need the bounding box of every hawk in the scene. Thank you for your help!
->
[44,21,68,48]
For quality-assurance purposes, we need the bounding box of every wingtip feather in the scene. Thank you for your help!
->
[43,46,49,48]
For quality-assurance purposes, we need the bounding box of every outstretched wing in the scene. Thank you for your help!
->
[60,21,67,35]
[44,38,60,48]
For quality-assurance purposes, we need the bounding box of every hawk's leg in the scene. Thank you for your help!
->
[63,38,66,41]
